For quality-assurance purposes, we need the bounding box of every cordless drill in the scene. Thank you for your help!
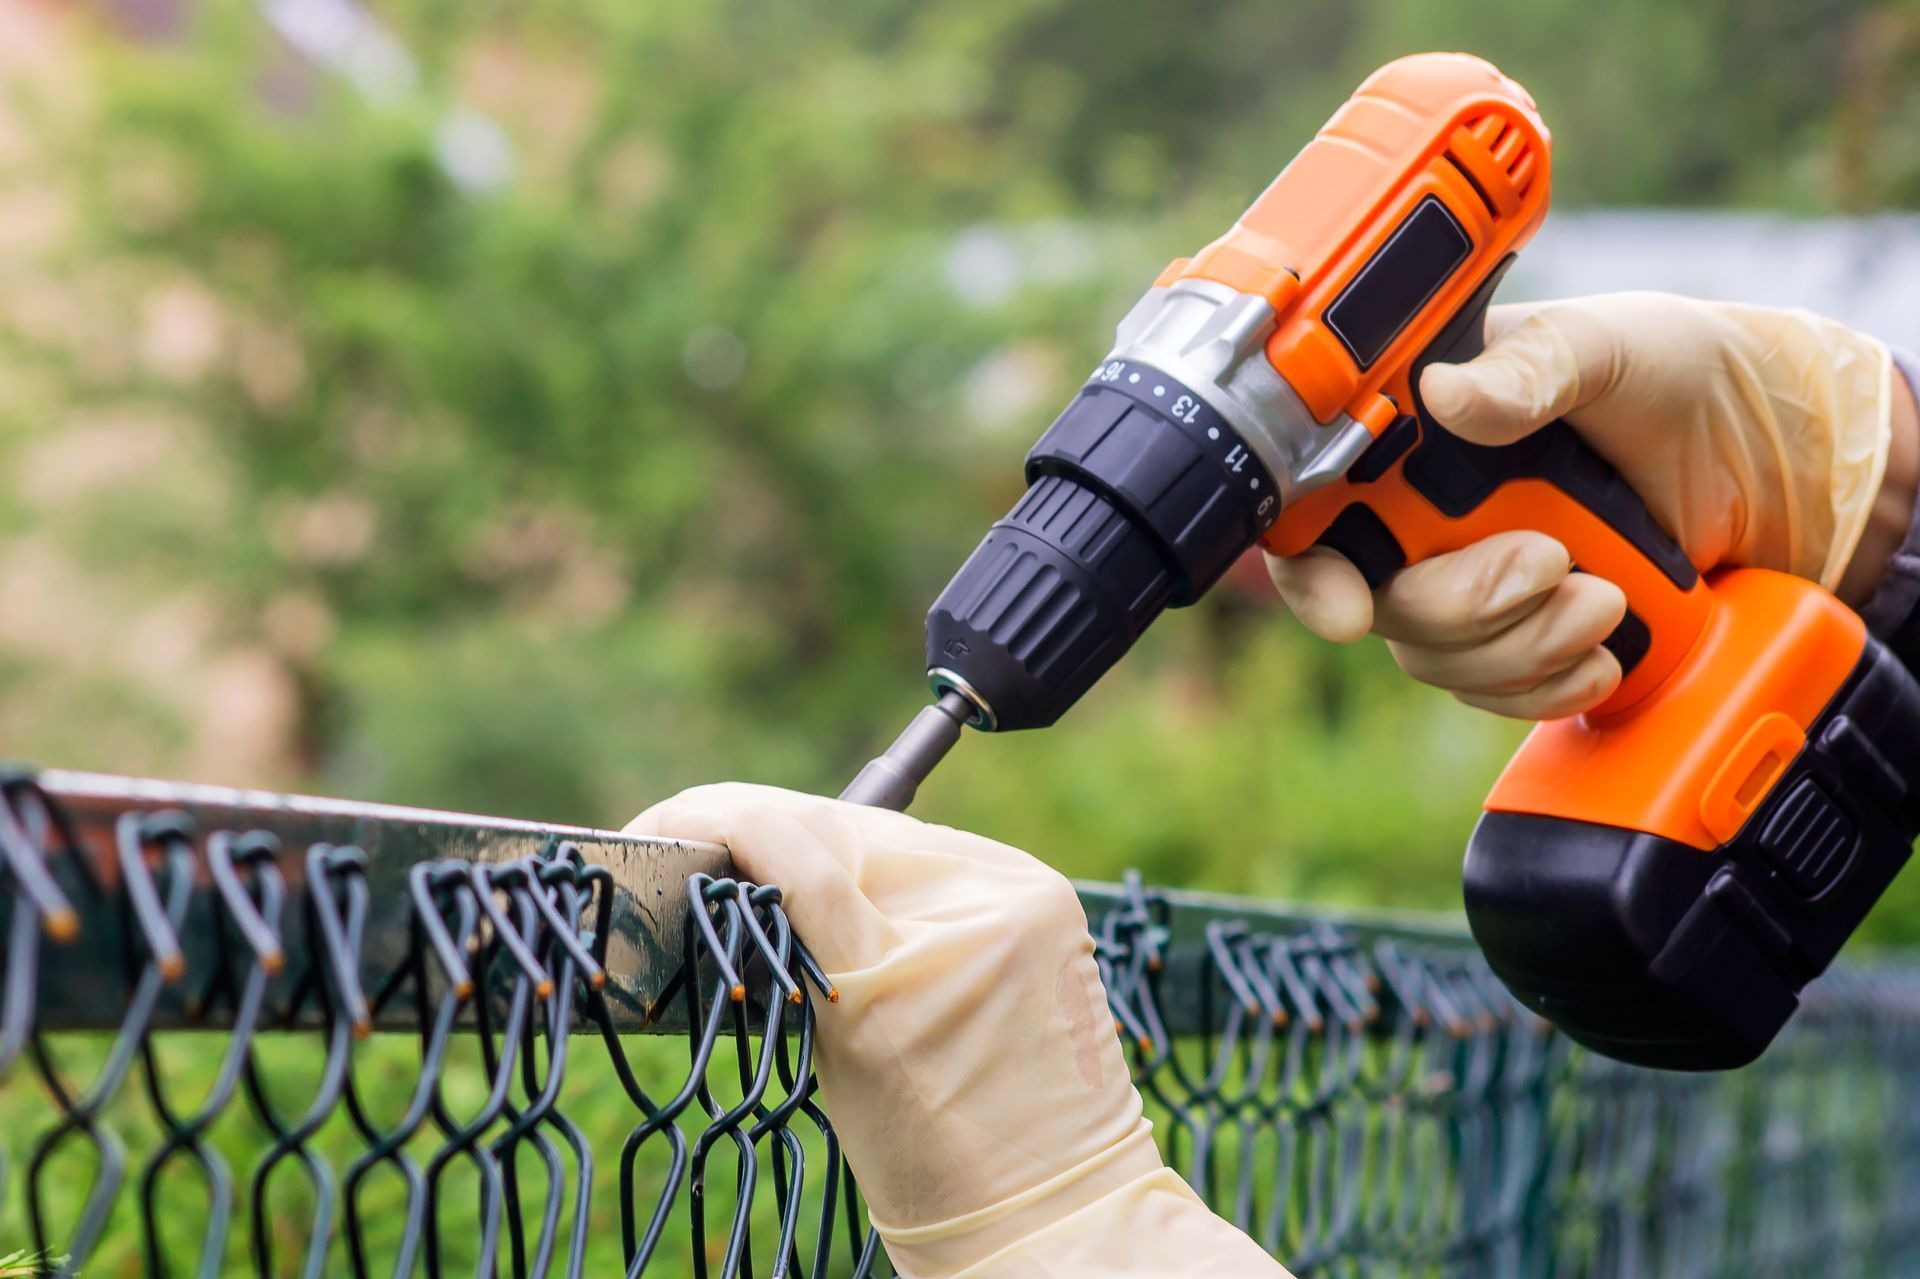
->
[842,53,1920,1069]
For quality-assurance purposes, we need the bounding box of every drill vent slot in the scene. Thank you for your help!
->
[1449,112,1538,217]
[1466,112,1534,179]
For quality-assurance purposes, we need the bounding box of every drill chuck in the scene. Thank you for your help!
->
[924,360,1279,732]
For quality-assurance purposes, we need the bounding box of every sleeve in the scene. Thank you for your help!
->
[1857,347,1920,658]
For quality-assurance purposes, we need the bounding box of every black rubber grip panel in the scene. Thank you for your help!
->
[1318,504,1406,587]
[1398,422,1697,592]
[1314,258,1699,676]
[1603,606,1652,671]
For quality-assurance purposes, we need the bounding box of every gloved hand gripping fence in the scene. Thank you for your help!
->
[2,768,1920,1277]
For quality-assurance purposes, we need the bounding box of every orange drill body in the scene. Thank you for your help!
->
[1171,55,1550,426]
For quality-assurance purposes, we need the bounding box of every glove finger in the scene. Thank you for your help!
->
[1387,572,1626,694]
[1264,546,1373,642]
[1418,305,1613,446]
[624,783,900,975]
[1454,644,1623,721]
[1371,530,1571,648]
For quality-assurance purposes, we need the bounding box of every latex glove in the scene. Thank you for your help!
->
[1267,293,1898,719]
[625,784,1287,1279]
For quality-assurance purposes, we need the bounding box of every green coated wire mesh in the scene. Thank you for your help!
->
[1,768,1917,1277]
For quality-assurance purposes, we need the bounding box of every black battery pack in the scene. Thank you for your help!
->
[1464,632,1920,1070]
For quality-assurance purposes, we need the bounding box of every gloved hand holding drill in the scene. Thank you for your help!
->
[1268,293,1920,719]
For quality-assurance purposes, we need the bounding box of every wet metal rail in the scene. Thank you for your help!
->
[13,769,730,1037]
[2,768,1919,1276]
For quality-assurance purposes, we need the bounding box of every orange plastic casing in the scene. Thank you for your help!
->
[1166,53,1550,429]
[1488,569,1864,850]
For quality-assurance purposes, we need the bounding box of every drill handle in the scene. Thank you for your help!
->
[1285,265,1713,715]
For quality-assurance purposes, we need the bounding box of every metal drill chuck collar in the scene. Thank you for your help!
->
[922,359,1279,734]
[927,667,996,729]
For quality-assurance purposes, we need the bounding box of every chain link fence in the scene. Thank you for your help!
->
[1,768,1918,1277]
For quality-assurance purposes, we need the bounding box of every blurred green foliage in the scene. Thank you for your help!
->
[5,0,1920,932]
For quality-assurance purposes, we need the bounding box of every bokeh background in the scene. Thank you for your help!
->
[5,0,1920,939]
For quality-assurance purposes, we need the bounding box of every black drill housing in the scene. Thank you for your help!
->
[925,362,1277,731]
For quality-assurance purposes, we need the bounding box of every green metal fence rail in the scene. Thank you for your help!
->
[2,768,1918,1277]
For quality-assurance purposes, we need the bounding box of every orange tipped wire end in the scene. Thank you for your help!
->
[1146,956,1164,973]
[353,1018,374,1040]
[730,983,747,1003]
[826,988,840,1004]
[262,950,286,976]
[788,989,804,1004]
[455,980,475,1000]
[590,971,607,990]
[160,954,186,983]
[1137,1035,1154,1053]
[47,909,80,944]
[1273,1011,1289,1029]
[536,979,554,1000]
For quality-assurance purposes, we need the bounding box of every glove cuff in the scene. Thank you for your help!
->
[946,1168,1290,1279]
[1859,348,1920,661]
[874,1117,1167,1278]
[1816,325,1895,592]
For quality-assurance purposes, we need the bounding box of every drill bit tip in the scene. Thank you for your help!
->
[838,690,979,811]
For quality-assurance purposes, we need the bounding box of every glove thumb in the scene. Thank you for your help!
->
[1418,310,1588,446]
[1264,546,1373,643]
